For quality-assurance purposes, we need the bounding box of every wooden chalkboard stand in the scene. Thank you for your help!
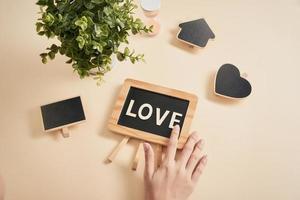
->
[106,136,130,163]
[107,136,163,171]
[106,136,141,171]
[131,142,143,170]
[61,127,70,138]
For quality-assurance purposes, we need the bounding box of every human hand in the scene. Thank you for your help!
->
[143,125,207,200]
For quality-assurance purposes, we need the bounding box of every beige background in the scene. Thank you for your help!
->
[0,0,300,199]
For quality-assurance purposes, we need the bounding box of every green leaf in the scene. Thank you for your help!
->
[59,47,66,55]
[92,41,103,52]
[40,53,47,58]
[83,0,95,9]
[124,47,130,56]
[43,13,55,26]
[94,24,101,37]
[116,19,125,29]
[100,24,109,36]
[75,16,88,31]
[135,18,143,26]
[50,44,59,53]
[76,36,86,49]
[36,0,48,6]
[48,51,55,60]
[36,22,43,32]
[132,28,138,35]
[116,52,125,61]
[130,57,136,64]
[38,31,45,36]
[58,14,63,22]
[103,7,112,16]
[42,57,47,64]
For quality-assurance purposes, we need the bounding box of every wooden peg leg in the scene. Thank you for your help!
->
[106,136,130,163]
[132,142,143,171]
[155,144,163,169]
[61,127,70,138]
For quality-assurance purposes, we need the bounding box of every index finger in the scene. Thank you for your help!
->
[164,125,180,164]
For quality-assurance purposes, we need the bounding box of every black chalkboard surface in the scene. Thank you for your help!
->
[41,96,86,131]
[118,87,190,138]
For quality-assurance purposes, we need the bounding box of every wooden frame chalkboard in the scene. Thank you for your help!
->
[40,96,86,135]
[108,79,198,149]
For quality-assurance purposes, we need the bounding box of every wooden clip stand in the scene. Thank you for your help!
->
[61,127,70,138]
[106,136,130,163]
[131,142,143,171]
[106,79,198,170]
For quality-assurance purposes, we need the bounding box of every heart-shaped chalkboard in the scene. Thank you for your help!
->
[215,64,252,99]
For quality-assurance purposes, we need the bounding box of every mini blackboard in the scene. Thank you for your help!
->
[108,79,198,149]
[215,64,252,99]
[40,96,86,136]
[177,18,215,48]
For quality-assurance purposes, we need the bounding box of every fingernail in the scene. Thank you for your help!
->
[197,140,204,149]
[143,143,149,151]
[173,125,180,133]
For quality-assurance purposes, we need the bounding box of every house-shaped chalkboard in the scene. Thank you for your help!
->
[177,18,215,48]
[215,64,252,99]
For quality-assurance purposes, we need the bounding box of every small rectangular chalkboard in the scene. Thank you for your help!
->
[41,96,86,132]
[108,79,198,149]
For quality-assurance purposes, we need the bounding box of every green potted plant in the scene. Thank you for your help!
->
[36,0,152,82]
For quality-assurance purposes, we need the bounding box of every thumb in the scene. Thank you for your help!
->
[143,143,155,179]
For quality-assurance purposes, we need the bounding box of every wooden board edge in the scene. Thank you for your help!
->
[42,120,86,133]
[124,78,198,102]
[108,121,187,149]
